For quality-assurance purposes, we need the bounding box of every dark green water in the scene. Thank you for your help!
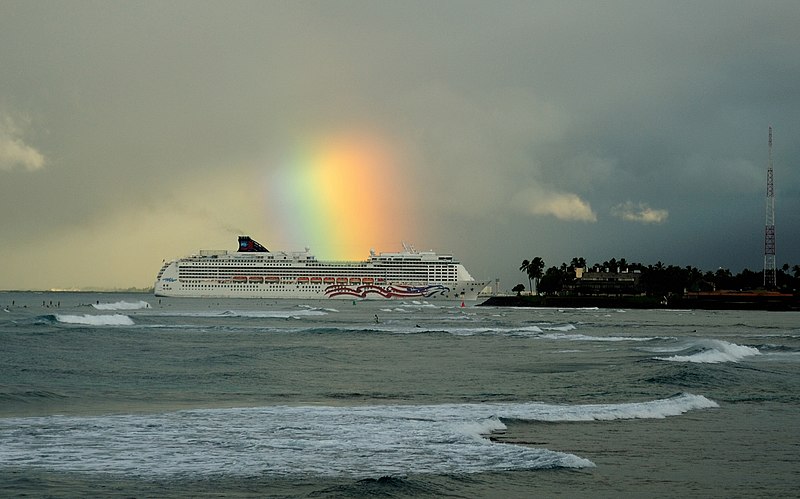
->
[1,292,798,497]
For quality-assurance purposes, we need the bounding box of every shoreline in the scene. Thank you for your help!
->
[480,293,800,311]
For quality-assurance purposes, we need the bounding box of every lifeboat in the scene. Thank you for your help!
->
[297,277,310,283]
[310,277,323,284]
[249,276,264,283]
[349,278,361,284]
[362,277,374,284]
[232,276,248,283]
[336,277,348,284]
[265,276,280,283]
[323,277,335,284]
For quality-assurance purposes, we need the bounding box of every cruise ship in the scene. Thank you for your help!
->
[154,236,488,300]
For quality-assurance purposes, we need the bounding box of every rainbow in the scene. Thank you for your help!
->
[263,133,415,260]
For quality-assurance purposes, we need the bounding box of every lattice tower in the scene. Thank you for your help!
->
[764,126,776,288]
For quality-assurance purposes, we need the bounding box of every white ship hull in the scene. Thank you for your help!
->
[154,237,487,301]
[155,281,485,301]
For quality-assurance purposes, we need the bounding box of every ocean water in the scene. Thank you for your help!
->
[1,292,798,498]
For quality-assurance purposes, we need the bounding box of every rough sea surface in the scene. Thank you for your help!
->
[1,292,798,497]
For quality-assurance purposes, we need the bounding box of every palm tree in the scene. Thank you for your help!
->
[519,259,532,293]
[527,257,545,295]
[570,257,587,271]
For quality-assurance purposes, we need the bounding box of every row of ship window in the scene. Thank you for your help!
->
[179,274,455,278]
[178,273,457,278]
[178,267,457,273]
[182,284,320,289]
[188,258,454,264]
[182,265,456,271]
[181,280,455,285]
[180,280,458,284]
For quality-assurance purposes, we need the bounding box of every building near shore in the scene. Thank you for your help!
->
[571,269,642,296]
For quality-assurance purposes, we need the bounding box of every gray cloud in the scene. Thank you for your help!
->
[0,115,45,171]
[611,202,669,224]
[514,187,597,222]
[0,1,798,290]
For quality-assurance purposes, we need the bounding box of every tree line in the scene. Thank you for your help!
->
[516,257,800,296]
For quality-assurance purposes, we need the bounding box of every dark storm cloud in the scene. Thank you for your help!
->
[0,0,797,289]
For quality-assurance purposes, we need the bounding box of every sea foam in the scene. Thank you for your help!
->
[655,339,760,363]
[0,394,719,478]
[540,332,660,342]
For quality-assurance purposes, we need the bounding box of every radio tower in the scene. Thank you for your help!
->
[764,126,776,288]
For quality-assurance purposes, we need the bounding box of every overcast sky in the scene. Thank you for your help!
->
[1,1,798,291]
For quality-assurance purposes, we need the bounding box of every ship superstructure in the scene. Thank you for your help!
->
[155,236,487,300]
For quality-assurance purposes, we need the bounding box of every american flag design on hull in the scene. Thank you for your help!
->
[324,284,451,299]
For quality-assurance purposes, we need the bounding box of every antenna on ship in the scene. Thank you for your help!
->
[764,126,776,289]
[402,242,416,253]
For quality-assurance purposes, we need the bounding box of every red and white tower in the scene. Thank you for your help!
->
[764,126,776,288]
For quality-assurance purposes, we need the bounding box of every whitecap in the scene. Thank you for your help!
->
[543,324,577,332]
[540,332,658,342]
[0,403,593,478]
[233,309,328,318]
[400,301,438,309]
[453,415,509,441]
[496,393,720,421]
[515,325,544,334]
[0,394,720,478]
[655,339,760,363]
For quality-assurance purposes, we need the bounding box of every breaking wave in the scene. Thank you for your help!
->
[541,332,662,342]
[654,339,760,363]
[224,309,329,318]
[0,394,716,478]
[543,324,577,332]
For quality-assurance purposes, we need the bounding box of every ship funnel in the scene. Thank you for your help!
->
[237,236,269,252]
